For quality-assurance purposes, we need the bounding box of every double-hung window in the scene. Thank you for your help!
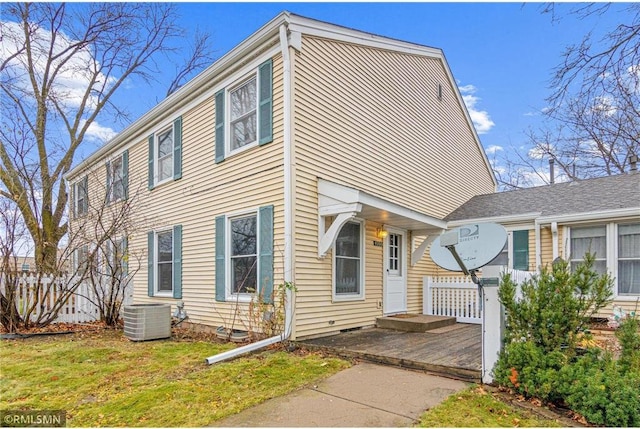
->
[229,214,258,294]
[147,225,182,298]
[106,237,128,279]
[73,176,88,217]
[106,151,128,203]
[618,224,640,295]
[569,226,607,275]
[334,220,365,300]
[568,223,640,297]
[230,77,258,152]
[75,244,89,274]
[215,206,274,303]
[215,59,273,163]
[148,117,182,190]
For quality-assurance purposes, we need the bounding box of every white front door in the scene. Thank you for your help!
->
[384,228,407,314]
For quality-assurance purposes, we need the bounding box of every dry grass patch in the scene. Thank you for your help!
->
[0,329,350,427]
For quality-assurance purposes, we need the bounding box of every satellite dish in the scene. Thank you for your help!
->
[430,223,507,272]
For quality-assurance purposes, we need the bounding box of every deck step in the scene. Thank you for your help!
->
[376,314,456,332]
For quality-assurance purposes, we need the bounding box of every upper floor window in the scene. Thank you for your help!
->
[333,220,365,300]
[230,77,257,151]
[72,176,88,218]
[148,117,182,190]
[106,150,128,203]
[21,263,30,272]
[215,59,273,163]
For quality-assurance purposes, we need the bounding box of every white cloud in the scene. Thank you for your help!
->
[485,145,503,155]
[528,147,546,160]
[82,120,117,144]
[0,20,117,113]
[458,84,495,134]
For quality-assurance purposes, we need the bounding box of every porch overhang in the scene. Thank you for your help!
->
[317,179,447,263]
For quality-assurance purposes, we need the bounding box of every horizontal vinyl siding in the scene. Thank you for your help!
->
[291,36,494,338]
[294,36,494,218]
[122,54,285,329]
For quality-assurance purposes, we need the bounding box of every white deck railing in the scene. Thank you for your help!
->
[424,269,534,324]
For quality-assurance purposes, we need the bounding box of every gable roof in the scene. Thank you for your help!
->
[66,11,495,188]
[445,173,640,222]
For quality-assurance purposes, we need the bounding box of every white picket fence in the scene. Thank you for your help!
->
[423,269,534,324]
[0,273,132,324]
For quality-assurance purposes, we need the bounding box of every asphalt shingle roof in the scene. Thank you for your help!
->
[445,173,640,221]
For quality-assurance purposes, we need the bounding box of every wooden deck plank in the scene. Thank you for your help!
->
[299,324,482,381]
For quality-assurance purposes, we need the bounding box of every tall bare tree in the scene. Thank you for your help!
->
[0,3,213,271]
[495,3,640,189]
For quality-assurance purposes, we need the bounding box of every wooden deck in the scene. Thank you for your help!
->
[299,323,482,382]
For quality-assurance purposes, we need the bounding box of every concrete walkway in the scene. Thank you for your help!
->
[212,363,469,427]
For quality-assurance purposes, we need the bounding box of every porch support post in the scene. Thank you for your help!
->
[480,265,503,384]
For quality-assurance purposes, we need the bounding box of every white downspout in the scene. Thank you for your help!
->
[206,23,294,365]
[534,219,542,271]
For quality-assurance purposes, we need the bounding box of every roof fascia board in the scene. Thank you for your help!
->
[66,12,289,180]
[287,16,442,57]
[439,53,498,189]
[286,16,496,189]
[535,207,640,225]
[447,212,541,227]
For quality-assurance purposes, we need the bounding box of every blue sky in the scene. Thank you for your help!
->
[102,2,629,177]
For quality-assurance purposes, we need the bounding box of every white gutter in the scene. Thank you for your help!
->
[206,22,294,365]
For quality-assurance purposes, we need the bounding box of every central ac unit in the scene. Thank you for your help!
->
[123,303,171,341]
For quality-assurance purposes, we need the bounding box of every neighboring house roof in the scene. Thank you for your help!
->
[445,173,640,222]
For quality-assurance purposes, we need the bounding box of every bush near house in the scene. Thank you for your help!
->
[494,255,640,427]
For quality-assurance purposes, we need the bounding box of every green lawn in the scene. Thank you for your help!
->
[0,329,350,427]
[416,385,563,428]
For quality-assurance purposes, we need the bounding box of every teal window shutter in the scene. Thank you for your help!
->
[122,149,129,200]
[258,59,273,146]
[148,135,155,190]
[215,215,226,302]
[70,183,75,218]
[82,176,88,214]
[513,230,529,271]
[147,231,155,296]
[173,117,182,180]
[215,89,225,163]
[105,160,112,204]
[258,205,274,304]
[173,225,183,299]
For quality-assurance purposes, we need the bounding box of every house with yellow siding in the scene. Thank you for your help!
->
[65,11,498,340]
[445,173,640,316]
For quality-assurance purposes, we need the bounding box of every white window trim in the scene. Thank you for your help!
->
[73,177,88,217]
[108,153,125,203]
[225,208,260,302]
[226,70,261,158]
[74,244,89,274]
[154,228,174,297]
[106,236,127,278]
[154,123,174,187]
[566,221,640,300]
[332,218,365,302]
